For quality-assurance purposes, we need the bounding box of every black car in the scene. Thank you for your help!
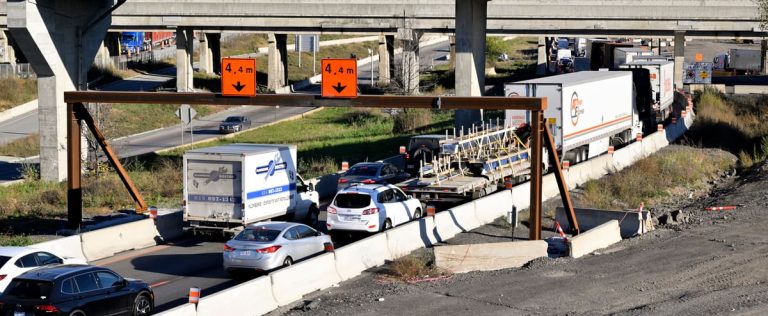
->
[0,265,153,316]
[337,162,411,191]
[219,116,252,134]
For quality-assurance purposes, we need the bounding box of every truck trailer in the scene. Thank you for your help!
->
[183,144,320,235]
[619,60,675,129]
[505,71,642,164]
[713,48,762,74]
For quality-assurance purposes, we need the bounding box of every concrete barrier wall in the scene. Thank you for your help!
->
[555,207,652,238]
[154,303,197,316]
[270,253,341,306]
[30,236,86,261]
[569,220,622,258]
[385,217,436,257]
[334,234,392,281]
[433,203,480,242]
[473,190,513,224]
[733,85,768,94]
[197,276,277,315]
[81,218,158,261]
[434,241,547,273]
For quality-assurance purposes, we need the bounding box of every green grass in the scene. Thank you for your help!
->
[0,234,40,246]
[579,147,736,210]
[0,78,37,112]
[0,134,39,157]
[221,34,269,57]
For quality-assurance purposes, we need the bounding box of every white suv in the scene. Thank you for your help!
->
[327,184,423,233]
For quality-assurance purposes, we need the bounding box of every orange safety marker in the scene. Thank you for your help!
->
[607,146,614,154]
[562,160,570,170]
[636,133,643,141]
[681,110,687,117]
[399,146,407,154]
[148,206,158,220]
[341,161,349,171]
[188,287,201,304]
[504,177,513,190]
[426,205,437,217]
[324,242,335,252]
[554,221,568,243]
[657,124,663,132]
[705,205,737,211]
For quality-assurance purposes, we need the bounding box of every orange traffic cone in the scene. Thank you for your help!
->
[554,221,567,243]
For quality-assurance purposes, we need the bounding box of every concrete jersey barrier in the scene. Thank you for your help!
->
[385,217,437,257]
[153,303,196,316]
[569,220,622,258]
[434,241,548,273]
[334,233,392,281]
[270,252,340,306]
[80,218,159,261]
[555,207,653,238]
[30,235,87,261]
[197,276,277,315]
[432,203,480,242]
[473,190,513,225]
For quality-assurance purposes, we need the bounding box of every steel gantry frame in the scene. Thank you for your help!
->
[63,91,579,239]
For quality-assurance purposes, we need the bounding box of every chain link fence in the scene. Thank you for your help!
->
[0,63,36,79]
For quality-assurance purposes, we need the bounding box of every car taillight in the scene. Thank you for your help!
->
[338,179,348,184]
[35,305,60,313]
[0,274,5,281]
[362,179,376,184]
[362,208,378,215]
[223,244,235,252]
[256,245,282,253]
[327,207,337,214]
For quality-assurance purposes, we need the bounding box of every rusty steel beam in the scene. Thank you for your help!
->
[67,103,83,229]
[73,104,149,213]
[63,92,547,111]
[544,126,579,235]
[529,110,544,240]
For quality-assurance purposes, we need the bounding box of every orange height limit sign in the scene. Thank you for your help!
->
[221,58,256,97]
[321,59,357,98]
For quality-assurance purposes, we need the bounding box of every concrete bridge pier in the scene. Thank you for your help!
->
[8,0,114,182]
[449,35,456,69]
[268,33,288,91]
[536,37,546,76]
[176,27,194,92]
[398,28,420,95]
[378,34,393,86]
[198,32,220,74]
[761,40,768,75]
[674,31,685,89]
[0,30,16,64]
[93,41,112,70]
[454,0,487,130]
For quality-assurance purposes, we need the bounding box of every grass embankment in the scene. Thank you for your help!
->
[0,108,454,221]
[0,78,37,112]
[0,104,225,157]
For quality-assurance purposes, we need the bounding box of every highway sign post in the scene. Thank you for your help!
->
[176,104,197,144]
[221,58,257,97]
[321,58,357,98]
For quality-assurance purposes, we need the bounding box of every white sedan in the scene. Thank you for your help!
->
[0,247,87,293]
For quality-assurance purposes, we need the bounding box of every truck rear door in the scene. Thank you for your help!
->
[186,159,243,222]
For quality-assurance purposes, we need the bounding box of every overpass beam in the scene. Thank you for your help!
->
[176,27,194,92]
[378,34,393,86]
[454,0,487,130]
[8,0,113,182]
[268,33,288,91]
[398,29,420,95]
[674,31,685,89]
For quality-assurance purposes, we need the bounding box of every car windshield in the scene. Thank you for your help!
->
[346,166,379,176]
[235,228,281,242]
[224,117,242,122]
[334,193,372,208]
[4,279,53,299]
[0,255,10,269]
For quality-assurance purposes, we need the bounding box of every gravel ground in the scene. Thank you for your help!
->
[273,146,768,315]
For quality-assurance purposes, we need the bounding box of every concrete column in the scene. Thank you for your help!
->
[536,37,546,76]
[398,28,420,95]
[761,40,768,75]
[378,34,391,86]
[208,33,222,74]
[268,33,288,91]
[449,35,456,69]
[8,0,111,182]
[674,31,685,89]
[93,41,111,70]
[0,31,13,64]
[199,33,211,74]
[176,27,194,92]
[454,0,487,130]
[387,35,395,81]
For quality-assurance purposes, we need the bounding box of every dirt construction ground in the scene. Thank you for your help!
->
[274,147,768,315]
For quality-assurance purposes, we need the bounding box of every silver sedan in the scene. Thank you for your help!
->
[223,222,332,273]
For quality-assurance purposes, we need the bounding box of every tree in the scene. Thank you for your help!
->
[758,0,768,30]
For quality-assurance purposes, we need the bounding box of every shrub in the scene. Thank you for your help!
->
[392,109,432,133]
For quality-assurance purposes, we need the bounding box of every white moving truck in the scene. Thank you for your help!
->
[620,60,675,127]
[183,144,320,235]
[505,71,642,164]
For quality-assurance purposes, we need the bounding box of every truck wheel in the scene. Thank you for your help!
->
[304,205,320,228]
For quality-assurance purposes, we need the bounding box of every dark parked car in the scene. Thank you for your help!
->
[0,265,153,316]
[219,116,252,134]
[337,162,411,191]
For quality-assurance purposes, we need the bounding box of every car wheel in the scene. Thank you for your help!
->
[381,219,393,232]
[283,257,293,267]
[304,205,320,228]
[413,208,422,219]
[69,310,86,316]
[133,292,153,316]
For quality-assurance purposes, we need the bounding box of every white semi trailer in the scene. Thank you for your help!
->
[183,144,320,235]
[505,71,643,164]
[620,60,675,126]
